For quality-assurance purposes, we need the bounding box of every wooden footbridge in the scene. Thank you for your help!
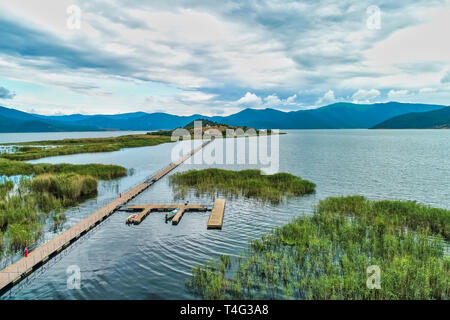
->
[0,140,215,296]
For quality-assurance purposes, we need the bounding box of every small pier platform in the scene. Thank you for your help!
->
[207,199,226,229]
[124,204,209,225]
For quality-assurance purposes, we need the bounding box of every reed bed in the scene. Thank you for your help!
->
[0,158,126,180]
[187,196,449,300]
[170,169,315,204]
[318,196,450,240]
[31,173,98,206]
[0,134,171,161]
[0,173,99,251]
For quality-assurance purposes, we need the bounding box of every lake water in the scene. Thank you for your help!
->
[0,131,148,144]
[1,129,449,299]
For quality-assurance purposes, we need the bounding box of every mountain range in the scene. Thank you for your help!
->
[0,102,447,132]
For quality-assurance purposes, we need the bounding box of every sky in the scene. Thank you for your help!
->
[0,0,449,116]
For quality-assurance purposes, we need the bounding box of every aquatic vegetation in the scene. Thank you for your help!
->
[0,158,127,180]
[0,180,13,199]
[31,173,98,205]
[0,134,172,161]
[187,196,450,300]
[0,188,42,250]
[170,169,315,204]
[7,222,43,250]
[318,196,450,240]
[0,174,100,251]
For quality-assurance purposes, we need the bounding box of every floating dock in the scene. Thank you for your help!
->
[0,140,211,296]
[125,204,209,225]
[207,199,226,229]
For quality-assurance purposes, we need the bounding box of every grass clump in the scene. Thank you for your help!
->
[7,223,43,251]
[170,169,315,204]
[0,188,42,249]
[0,158,127,180]
[0,179,14,199]
[31,173,98,206]
[187,196,449,300]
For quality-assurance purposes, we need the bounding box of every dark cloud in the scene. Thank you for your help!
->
[292,52,362,70]
[0,86,15,99]
[0,15,133,74]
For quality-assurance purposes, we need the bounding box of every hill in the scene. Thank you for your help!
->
[371,107,450,129]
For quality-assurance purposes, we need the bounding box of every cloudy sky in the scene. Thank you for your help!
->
[0,0,449,116]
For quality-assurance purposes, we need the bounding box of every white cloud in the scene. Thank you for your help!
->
[263,94,282,107]
[264,93,299,108]
[388,89,410,100]
[286,94,297,104]
[352,89,380,103]
[366,7,450,66]
[235,92,299,109]
[316,90,336,106]
[177,91,216,102]
[236,92,262,107]
[419,87,437,93]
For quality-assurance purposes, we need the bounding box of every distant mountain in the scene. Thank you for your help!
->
[34,112,204,130]
[372,107,450,129]
[0,102,446,132]
[0,106,102,132]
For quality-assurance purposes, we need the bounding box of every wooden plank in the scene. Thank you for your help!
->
[171,208,185,225]
[127,204,207,210]
[207,199,226,229]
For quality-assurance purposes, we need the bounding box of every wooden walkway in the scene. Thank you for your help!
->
[207,199,226,229]
[0,140,211,296]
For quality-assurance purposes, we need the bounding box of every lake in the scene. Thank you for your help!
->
[0,131,149,144]
[1,129,449,299]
